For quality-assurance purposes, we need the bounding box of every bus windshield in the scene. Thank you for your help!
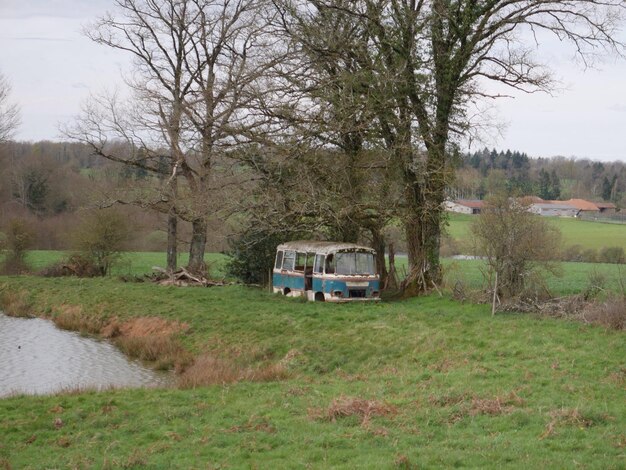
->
[335,251,376,275]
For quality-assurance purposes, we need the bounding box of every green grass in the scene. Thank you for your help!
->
[442,259,625,295]
[1,276,625,468]
[8,250,626,296]
[17,250,230,278]
[446,213,626,251]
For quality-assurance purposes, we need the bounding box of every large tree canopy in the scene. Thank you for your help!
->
[272,0,624,295]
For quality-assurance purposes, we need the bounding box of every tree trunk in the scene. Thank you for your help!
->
[166,212,177,273]
[401,178,444,297]
[187,218,207,275]
[385,243,398,290]
[370,226,388,287]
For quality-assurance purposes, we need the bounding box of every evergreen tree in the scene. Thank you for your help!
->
[602,176,612,201]
[550,169,561,200]
[538,168,552,199]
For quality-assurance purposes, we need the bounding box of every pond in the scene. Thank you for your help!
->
[0,313,172,397]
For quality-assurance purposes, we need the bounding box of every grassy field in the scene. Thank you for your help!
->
[0,249,624,468]
[441,259,626,296]
[19,251,229,278]
[8,249,626,296]
[0,273,625,468]
[446,213,626,252]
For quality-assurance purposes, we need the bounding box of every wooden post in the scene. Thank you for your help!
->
[492,271,498,316]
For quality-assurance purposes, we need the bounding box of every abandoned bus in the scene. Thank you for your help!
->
[273,241,380,302]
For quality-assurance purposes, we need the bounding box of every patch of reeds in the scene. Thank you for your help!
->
[0,289,34,318]
[52,305,106,335]
[177,354,289,388]
[115,335,194,371]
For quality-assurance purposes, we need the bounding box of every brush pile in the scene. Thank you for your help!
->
[149,267,228,287]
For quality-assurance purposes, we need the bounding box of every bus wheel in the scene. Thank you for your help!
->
[283,288,291,296]
[314,292,325,302]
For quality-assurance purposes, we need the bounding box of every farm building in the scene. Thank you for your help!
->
[529,203,578,217]
[561,199,601,214]
[445,199,484,214]
[595,202,617,214]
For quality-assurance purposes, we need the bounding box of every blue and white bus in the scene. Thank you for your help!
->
[273,241,380,302]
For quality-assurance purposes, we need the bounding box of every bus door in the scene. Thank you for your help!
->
[304,252,315,290]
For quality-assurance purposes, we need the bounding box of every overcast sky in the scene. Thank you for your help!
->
[1,0,626,162]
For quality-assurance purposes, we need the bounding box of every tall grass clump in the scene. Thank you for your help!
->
[178,354,289,388]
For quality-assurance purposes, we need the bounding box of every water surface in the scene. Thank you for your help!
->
[0,313,171,397]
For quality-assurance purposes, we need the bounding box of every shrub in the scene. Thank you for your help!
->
[71,209,132,276]
[562,244,584,262]
[39,253,105,278]
[471,194,562,301]
[227,229,296,286]
[0,218,34,274]
[583,297,626,330]
[581,248,598,263]
[598,246,625,264]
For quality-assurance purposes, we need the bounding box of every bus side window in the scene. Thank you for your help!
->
[295,252,307,272]
[325,254,335,274]
[314,254,325,274]
[275,250,284,269]
[282,251,296,271]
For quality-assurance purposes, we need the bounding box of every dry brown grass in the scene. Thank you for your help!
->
[53,305,106,335]
[430,390,525,423]
[469,395,517,416]
[309,395,397,426]
[223,416,277,434]
[583,297,626,330]
[429,392,470,407]
[540,408,597,440]
[498,293,626,331]
[0,289,34,318]
[115,317,188,338]
[115,335,193,372]
[607,367,626,386]
[394,453,418,469]
[102,316,193,371]
[177,354,289,388]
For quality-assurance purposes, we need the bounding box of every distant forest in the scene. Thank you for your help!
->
[0,140,228,252]
[451,148,626,205]
[0,141,624,251]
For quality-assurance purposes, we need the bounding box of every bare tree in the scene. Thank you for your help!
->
[0,71,20,143]
[68,0,271,274]
[272,0,624,296]
[471,194,562,306]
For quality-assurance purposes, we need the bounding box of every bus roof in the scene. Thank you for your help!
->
[276,241,376,256]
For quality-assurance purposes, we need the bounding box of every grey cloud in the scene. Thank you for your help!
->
[0,0,111,19]
[608,104,626,113]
